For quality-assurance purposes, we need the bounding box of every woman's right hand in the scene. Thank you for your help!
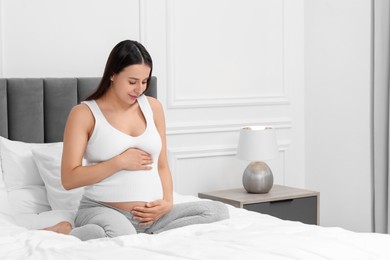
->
[117,148,153,171]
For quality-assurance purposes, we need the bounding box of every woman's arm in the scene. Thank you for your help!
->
[61,104,152,190]
[131,97,174,225]
[152,97,174,204]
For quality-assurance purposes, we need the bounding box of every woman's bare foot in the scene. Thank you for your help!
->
[42,221,72,235]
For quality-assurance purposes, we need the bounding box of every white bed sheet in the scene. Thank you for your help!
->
[1,194,390,260]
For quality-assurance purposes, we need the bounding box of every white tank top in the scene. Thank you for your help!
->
[81,94,163,202]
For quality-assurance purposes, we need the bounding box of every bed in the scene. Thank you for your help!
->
[0,77,389,260]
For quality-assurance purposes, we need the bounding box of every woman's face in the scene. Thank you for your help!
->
[111,64,151,104]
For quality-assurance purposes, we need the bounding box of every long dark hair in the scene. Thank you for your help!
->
[85,40,153,100]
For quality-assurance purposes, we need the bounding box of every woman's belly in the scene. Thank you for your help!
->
[103,201,147,212]
[83,170,163,202]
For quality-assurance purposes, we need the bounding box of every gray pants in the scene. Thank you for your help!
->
[70,196,229,241]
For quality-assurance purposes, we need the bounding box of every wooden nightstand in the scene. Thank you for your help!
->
[199,184,320,225]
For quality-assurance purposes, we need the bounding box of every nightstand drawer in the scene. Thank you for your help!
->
[244,196,318,225]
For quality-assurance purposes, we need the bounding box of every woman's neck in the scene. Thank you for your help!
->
[98,88,138,112]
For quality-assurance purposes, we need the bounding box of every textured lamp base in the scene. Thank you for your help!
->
[242,161,274,194]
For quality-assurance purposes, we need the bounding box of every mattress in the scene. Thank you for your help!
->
[1,193,389,260]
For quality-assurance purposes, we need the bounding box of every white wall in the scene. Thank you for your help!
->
[304,0,373,232]
[0,0,374,232]
[0,0,140,77]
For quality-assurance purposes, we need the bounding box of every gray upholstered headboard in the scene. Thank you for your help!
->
[0,77,157,143]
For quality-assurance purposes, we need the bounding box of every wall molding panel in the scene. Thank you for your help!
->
[138,0,147,45]
[166,118,292,135]
[168,142,289,160]
[166,95,290,109]
[165,0,289,109]
[168,141,289,194]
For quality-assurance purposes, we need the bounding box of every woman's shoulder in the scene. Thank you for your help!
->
[145,96,163,111]
[72,102,93,114]
[65,102,96,132]
[68,102,95,122]
[145,96,165,121]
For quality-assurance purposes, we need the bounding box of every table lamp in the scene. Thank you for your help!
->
[236,126,278,193]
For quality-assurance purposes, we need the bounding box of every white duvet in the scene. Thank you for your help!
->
[1,194,390,260]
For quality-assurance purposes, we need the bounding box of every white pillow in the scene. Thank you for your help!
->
[0,188,11,214]
[9,187,53,214]
[0,137,52,214]
[0,155,12,214]
[0,212,17,226]
[13,210,76,230]
[0,151,4,186]
[32,143,84,211]
[0,137,47,189]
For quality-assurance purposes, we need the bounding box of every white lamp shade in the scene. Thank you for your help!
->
[236,126,279,161]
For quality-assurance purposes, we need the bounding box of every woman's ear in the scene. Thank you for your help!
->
[110,74,116,81]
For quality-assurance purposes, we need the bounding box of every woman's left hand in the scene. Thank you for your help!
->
[131,199,173,226]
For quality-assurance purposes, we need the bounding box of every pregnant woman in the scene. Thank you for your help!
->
[46,40,228,241]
